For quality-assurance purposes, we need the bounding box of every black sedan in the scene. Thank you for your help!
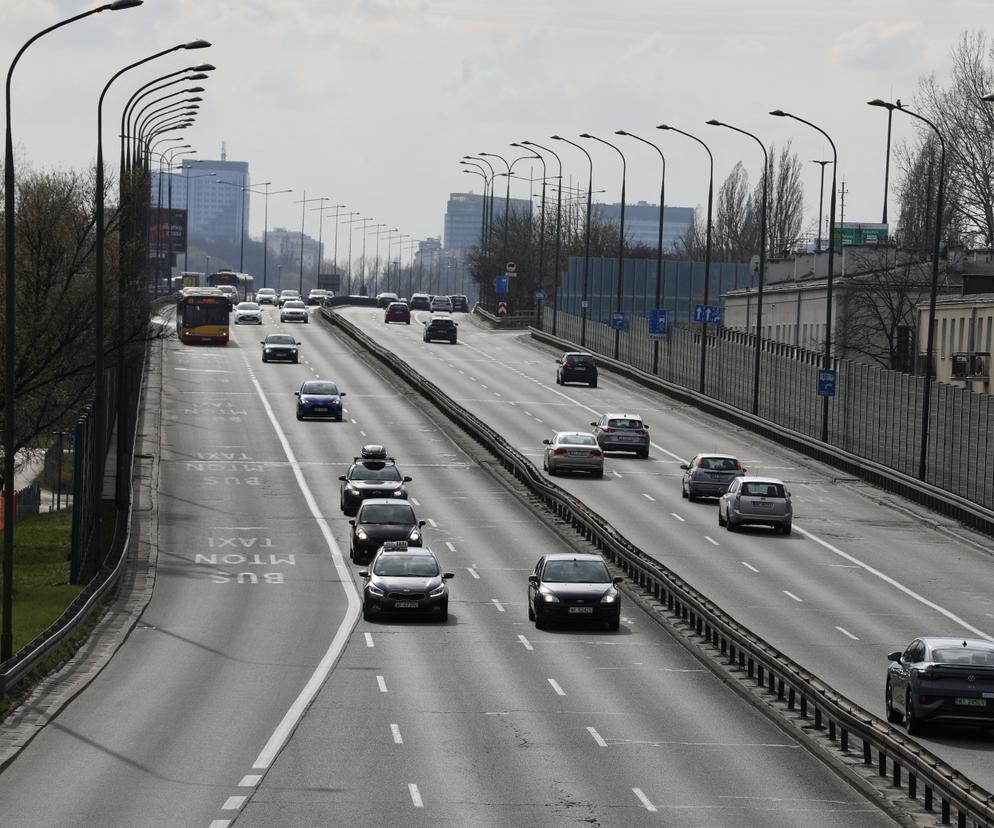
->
[886,637,994,735]
[295,380,346,421]
[349,499,424,563]
[527,553,622,631]
[359,542,453,621]
[339,460,411,515]
[261,334,300,363]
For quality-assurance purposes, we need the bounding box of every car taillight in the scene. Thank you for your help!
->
[919,694,929,704]
[590,449,602,457]
[553,448,568,455]
[734,459,742,469]
[563,362,573,369]
[601,426,615,433]
[637,429,648,435]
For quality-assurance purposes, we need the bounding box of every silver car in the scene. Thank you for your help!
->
[590,412,649,458]
[542,432,604,477]
[233,301,263,325]
[886,637,994,735]
[680,454,746,501]
[718,476,792,534]
[280,300,309,323]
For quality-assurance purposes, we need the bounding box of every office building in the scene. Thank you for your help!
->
[443,191,531,252]
[593,202,694,252]
[151,158,250,246]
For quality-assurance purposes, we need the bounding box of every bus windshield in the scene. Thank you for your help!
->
[181,301,228,327]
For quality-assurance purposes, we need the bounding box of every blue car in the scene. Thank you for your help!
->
[295,380,346,421]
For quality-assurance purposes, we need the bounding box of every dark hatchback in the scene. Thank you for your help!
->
[424,317,457,343]
[359,543,453,621]
[261,334,300,363]
[349,499,425,563]
[450,294,470,312]
[294,380,346,421]
[527,553,622,631]
[556,352,598,387]
[339,460,411,515]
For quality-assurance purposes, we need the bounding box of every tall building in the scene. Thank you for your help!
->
[265,227,322,272]
[592,202,694,252]
[443,191,531,252]
[152,158,249,245]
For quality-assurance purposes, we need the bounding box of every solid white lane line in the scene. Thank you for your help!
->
[741,561,760,573]
[445,541,456,551]
[238,775,262,787]
[836,626,860,640]
[633,788,658,812]
[794,523,992,640]
[467,567,480,579]
[377,675,388,693]
[704,536,719,546]
[518,634,534,651]
[586,726,608,747]
[410,497,421,506]
[427,518,438,527]
[491,598,505,612]
[548,678,566,696]
[783,590,803,603]
[409,783,424,808]
[642,493,655,502]
[671,513,685,522]
[391,723,404,744]
[364,632,375,648]
[221,796,246,810]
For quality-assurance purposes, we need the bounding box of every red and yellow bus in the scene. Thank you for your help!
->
[177,288,230,345]
[207,269,254,301]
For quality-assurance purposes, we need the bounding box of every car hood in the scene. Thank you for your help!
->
[356,523,416,539]
[542,582,613,600]
[350,480,403,491]
[372,576,441,592]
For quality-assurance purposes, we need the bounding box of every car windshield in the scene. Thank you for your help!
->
[607,418,643,429]
[285,301,305,308]
[388,303,408,310]
[359,504,415,524]
[237,302,260,311]
[301,382,339,395]
[351,465,402,481]
[258,289,275,295]
[543,559,611,583]
[281,291,299,298]
[741,482,785,498]
[931,647,994,666]
[266,335,295,345]
[373,554,439,577]
[701,457,739,471]
[557,434,597,446]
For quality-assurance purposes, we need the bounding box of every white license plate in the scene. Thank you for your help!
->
[568,606,594,614]
[955,697,987,706]
[753,502,774,509]
[568,450,587,456]
[312,407,328,413]
[617,436,636,442]
[394,601,419,609]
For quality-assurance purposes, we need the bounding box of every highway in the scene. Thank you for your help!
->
[335,305,994,791]
[0,304,897,827]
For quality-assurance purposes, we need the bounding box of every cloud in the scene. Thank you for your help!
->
[830,20,926,70]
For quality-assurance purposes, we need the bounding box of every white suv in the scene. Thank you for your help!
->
[280,300,309,323]
[256,287,277,305]
[429,295,453,313]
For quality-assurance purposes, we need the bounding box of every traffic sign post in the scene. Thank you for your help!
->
[817,369,837,397]
[693,304,723,324]
[495,275,509,295]
[534,291,546,301]
[611,311,626,331]
[648,308,669,339]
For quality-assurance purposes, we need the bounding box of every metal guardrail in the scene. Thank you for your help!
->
[323,305,994,827]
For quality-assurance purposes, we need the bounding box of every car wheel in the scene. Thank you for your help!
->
[555,373,561,385]
[687,488,697,503]
[885,679,903,724]
[547,463,557,476]
[527,601,535,621]
[438,601,448,622]
[681,483,689,499]
[717,507,727,527]
[406,320,410,325]
[781,521,792,536]
[607,617,620,631]
[304,318,309,323]
[590,380,597,388]
[726,516,737,532]
[262,356,268,363]
[637,449,649,459]
[292,357,299,364]
[906,690,925,735]
[534,611,546,630]
[296,412,303,421]
[592,469,603,478]
[349,545,356,563]
[362,602,373,621]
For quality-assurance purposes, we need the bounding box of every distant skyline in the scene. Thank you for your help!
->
[2,1,987,256]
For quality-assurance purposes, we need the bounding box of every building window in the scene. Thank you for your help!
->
[987,315,993,354]
[940,318,947,358]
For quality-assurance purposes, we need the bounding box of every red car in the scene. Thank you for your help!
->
[384,301,411,324]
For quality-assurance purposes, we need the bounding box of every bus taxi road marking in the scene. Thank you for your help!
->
[208,821,231,828]
[391,724,404,744]
[491,599,505,612]
[633,788,658,812]
[377,675,388,693]
[783,590,803,603]
[409,783,424,808]
[741,561,760,573]
[671,513,685,522]
[236,351,360,775]
[518,634,534,651]
[704,536,719,546]
[836,626,860,640]
[586,726,608,747]
[427,518,438,527]
[548,678,567,696]
[410,497,421,506]
[642,493,655,502]
[364,632,374,648]
[221,796,246,810]
[238,775,261,787]
[445,541,456,551]
[466,567,480,579]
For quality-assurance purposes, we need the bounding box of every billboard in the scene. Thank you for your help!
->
[318,272,341,292]
[149,208,187,250]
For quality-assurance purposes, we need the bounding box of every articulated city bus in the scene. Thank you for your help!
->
[176,288,230,345]
[207,269,254,301]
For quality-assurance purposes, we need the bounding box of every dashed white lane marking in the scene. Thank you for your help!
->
[427,518,438,528]
[613,471,622,478]
[377,675,388,693]
[518,634,534,651]
[642,493,655,502]
[494,391,502,397]
[836,626,860,640]
[704,536,719,546]
[741,561,760,573]
[221,796,246,810]
[783,590,803,603]
[524,411,532,416]
[350,418,357,424]
[445,541,456,551]
[491,598,505,612]
[586,726,608,747]
[671,513,685,522]
[481,384,488,389]
[535,418,544,423]
[410,497,421,506]
[633,788,658,812]
[408,783,424,808]
[391,724,404,744]
[364,632,374,648]
[548,678,566,696]
[208,821,231,828]
[467,567,480,579]
[359,430,367,437]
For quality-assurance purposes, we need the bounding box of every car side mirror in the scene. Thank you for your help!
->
[403,476,412,482]
[590,421,597,427]
[887,651,902,663]
[358,570,369,579]
[340,392,347,397]
[296,341,302,346]
[338,475,346,481]
[259,340,265,345]
[418,520,426,527]
[742,468,748,474]
[294,391,300,396]
[542,439,551,445]
[348,520,355,527]
[443,572,455,580]
[679,463,689,470]
[528,575,539,585]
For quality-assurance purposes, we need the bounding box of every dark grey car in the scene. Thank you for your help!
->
[349,499,424,563]
[681,454,746,500]
[527,553,622,631]
[886,637,994,735]
[260,334,300,363]
[590,412,649,458]
[359,543,453,621]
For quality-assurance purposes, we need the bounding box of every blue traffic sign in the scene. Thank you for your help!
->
[817,369,837,397]
[495,275,509,295]
[611,311,627,331]
[693,304,723,324]
[648,308,669,338]
[534,291,546,301]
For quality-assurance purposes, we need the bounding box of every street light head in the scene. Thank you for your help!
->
[107,0,143,10]
[183,39,212,50]
[705,119,723,126]
[769,109,788,117]
[614,130,628,136]
[187,73,208,81]
[550,135,562,140]
[579,132,593,138]
[510,142,522,148]
[982,93,994,102]
[656,124,671,130]
[188,97,203,103]
[867,98,895,109]
[193,63,215,71]
[187,86,205,93]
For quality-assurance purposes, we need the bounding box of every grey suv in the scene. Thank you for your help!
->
[680,454,746,501]
[590,412,649,458]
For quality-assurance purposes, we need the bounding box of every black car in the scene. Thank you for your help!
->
[359,542,453,621]
[424,317,457,344]
[409,292,431,310]
[527,553,622,631]
[556,352,597,387]
[450,294,470,312]
[339,458,412,515]
[261,334,300,363]
[349,499,424,563]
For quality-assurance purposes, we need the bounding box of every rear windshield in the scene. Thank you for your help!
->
[543,559,611,583]
[558,434,597,446]
[374,554,439,577]
[566,354,594,365]
[607,418,643,429]
[358,504,415,524]
[741,482,785,498]
[388,303,408,310]
[700,457,739,471]
[301,382,339,395]
[430,320,455,329]
[350,465,402,482]
[931,648,994,666]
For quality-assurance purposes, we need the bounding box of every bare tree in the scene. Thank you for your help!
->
[762,141,804,257]
[713,161,758,261]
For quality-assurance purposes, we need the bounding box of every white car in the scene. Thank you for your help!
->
[256,288,277,305]
[280,300,309,323]
[278,289,301,307]
[430,295,453,313]
[233,301,263,324]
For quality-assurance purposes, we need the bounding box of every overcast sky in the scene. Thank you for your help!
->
[2,0,988,252]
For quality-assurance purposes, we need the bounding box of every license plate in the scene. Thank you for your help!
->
[617,436,636,442]
[312,407,328,413]
[568,450,587,456]
[568,606,594,614]
[955,697,987,706]
[394,601,419,609]
[753,502,774,509]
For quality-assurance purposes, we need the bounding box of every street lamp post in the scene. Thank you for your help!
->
[810,160,831,253]
[218,178,269,273]
[293,193,329,293]
[707,119,769,416]
[339,212,362,293]
[552,136,594,345]
[359,218,377,295]
[522,141,564,335]
[658,124,715,395]
[258,184,293,289]
[511,144,548,328]
[371,225,393,294]
[313,203,345,290]
[868,100,897,225]
[771,109,837,443]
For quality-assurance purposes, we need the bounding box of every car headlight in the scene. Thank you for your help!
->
[538,586,560,603]
[356,529,368,540]
[391,489,403,497]
[429,583,446,597]
[409,529,420,542]
[264,348,272,353]
[600,592,618,604]
[347,487,360,495]
[290,349,297,354]
[367,583,384,597]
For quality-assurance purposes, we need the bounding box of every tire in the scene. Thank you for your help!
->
[717,508,727,527]
[349,545,356,563]
[547,464,557,476]
[292,357,299,364]
[906,691,925,736]
[262,356,268,363]
[535,612,546,630]
[362,602,373,621]
[590,380,597,388]
[637,449,649,459]
[528,602,535,621]
[607,617,620,631]
[885,680,903,724]
[406,320,410,325]
[687,488,697,503]
[296,413,303,421]
[592,469,603,478]
[555,373,561,385]
[781,521,792,536]
[438,602,448,623]
[726,517,737,532]
[304,318,309,324]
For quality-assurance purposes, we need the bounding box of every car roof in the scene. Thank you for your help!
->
[602,412,642,419]
[919,637,994,649]
[553,431,595,438]
[359,497,414,506]
[542,552,605,563]
[265,334,295,342]
[695,452,739,459]
[257,287,276,292]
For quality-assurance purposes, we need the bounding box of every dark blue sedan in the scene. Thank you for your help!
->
[295,380,346,421]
